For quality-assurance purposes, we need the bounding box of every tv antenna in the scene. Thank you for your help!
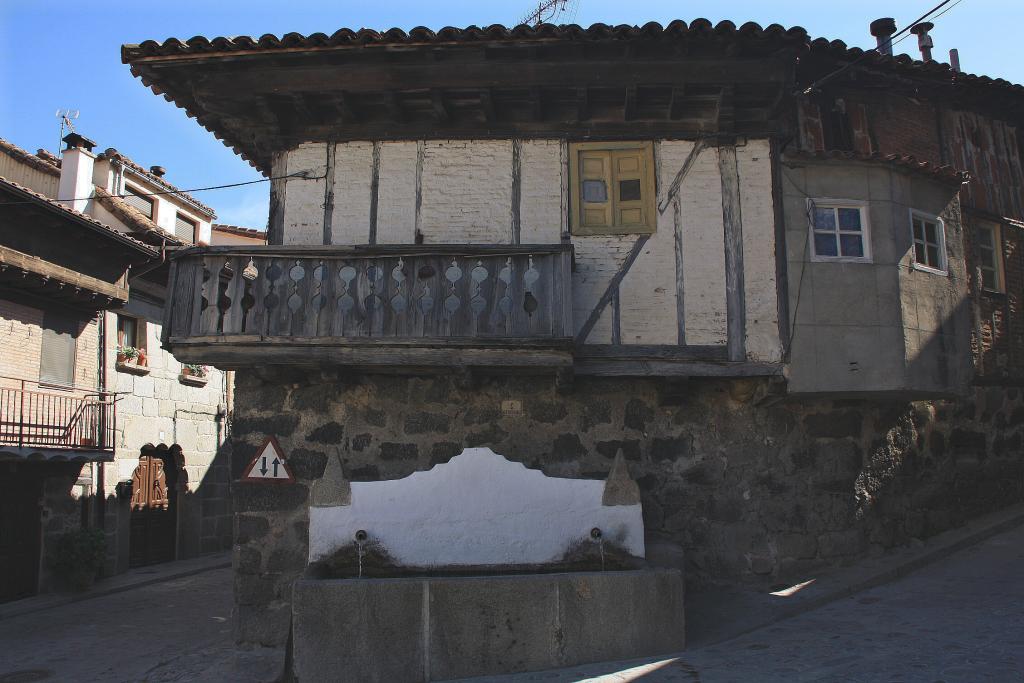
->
[56,109,80,152]
[521,0,570,26]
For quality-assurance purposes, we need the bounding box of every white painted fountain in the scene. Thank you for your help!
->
[293,447,684,682]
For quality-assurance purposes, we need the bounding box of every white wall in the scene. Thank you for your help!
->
[280,138,781,361]
[309,447,644,567]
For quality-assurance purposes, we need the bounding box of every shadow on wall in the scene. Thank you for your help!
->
[14,435,234,597]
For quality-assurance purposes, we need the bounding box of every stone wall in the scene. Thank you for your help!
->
[230,371,1024,650]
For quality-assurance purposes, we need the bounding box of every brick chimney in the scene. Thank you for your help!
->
[58,132,97,213]
[870,18,896,57]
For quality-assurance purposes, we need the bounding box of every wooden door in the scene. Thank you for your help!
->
[0,466,43,602]
[128,455,176,567]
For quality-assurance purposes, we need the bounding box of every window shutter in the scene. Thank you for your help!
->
[39,312,78,387]
[579,150,612,230]
[174,215,196,243]
[123,189,154,219]
[612,150,646,228]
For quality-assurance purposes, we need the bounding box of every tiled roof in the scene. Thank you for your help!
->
[93,186,184,247]
[97,148,217,218]
[0,138,61,177]
[785,149,971,184]
[121,20,808,57]
[0,176,158,255]
[122,19,1024,102]
[212,223,266,237]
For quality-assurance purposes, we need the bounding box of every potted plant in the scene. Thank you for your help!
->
[180,363,209,386]
[49,527,106,591]
[181,363,207,378]
[116,345,139,364]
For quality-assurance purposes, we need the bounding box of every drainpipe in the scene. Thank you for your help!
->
[96,310,107,529]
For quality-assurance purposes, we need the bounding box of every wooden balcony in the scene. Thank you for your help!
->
[162,245,574,370]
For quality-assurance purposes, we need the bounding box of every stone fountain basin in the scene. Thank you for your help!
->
[292,568,684,683]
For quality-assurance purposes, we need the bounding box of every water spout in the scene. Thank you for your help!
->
[355,530,368,578]
[591,527,605,571]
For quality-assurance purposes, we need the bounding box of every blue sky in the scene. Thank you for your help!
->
[1,0,1019,228]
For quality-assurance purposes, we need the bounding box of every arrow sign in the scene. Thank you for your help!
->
[243,436,295,483]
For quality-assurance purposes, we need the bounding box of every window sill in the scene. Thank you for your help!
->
[981,288,1007,299]
[910,262,948,276]
[116,361,150,376]
[810,256,873,264]
[178,373,208,387]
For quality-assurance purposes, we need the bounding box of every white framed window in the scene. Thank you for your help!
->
[808,199,871,262]
[976,222,1004,292]
[909,210,947,274]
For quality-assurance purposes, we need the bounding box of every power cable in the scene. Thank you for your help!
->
[0,171,314,207]
[800,0,965,95]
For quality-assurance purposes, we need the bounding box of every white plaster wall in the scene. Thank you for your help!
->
[284,142,328,245]
[519,139,563,243]
[309,447,644,567]
[571,236,634,343]
[737,140,782,362]
[420,140,513,244]
[277,137,779,355]
[376,141,419,244]
[680,146,728,345]
[330,141,373,244]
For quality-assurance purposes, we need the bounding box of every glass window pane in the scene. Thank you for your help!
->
[839,234,864,257]
[838,208,862,231]
[927,245,940,267]
[981,266,996,289]
[924,221,938,244]
[814,233,838,257]
[978,227,994,249]
[582,179,607,203]
[814,207,836,230]
[618,179,642,201]
[915,242,926,263]
[978,247,994,269]
[913,218,924,242]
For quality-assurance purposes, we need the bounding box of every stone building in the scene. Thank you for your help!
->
[0,134,234,599]
[122,17,1024,677]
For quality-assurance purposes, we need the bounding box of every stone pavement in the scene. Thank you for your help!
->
[465,523,1024,682]
[0,567,234,683]
[1,523,1022,682]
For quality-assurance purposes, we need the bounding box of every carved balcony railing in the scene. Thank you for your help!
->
[162,245,574,369]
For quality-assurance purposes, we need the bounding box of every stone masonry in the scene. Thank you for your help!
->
[230,372,1024,650]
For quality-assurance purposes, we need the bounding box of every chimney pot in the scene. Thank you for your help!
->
[62,132,97,153]
[869,18,897,56]
[150,165,166,177]
[910,22,935,61]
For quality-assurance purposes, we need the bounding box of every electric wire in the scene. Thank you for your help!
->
[0,171,313,207]
[800,0,966,95]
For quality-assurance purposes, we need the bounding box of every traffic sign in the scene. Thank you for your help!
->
[243,436,295,483]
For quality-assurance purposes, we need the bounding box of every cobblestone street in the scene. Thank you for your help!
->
[1,524,1023,682]
[479,523,1024,683]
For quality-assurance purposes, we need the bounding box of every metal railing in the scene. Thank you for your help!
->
[0,378,116,451]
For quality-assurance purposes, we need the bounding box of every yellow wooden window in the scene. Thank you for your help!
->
[569,142,655,235]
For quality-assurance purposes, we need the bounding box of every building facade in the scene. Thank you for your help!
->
[123,18,1024,674]
[0,134,234,600]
